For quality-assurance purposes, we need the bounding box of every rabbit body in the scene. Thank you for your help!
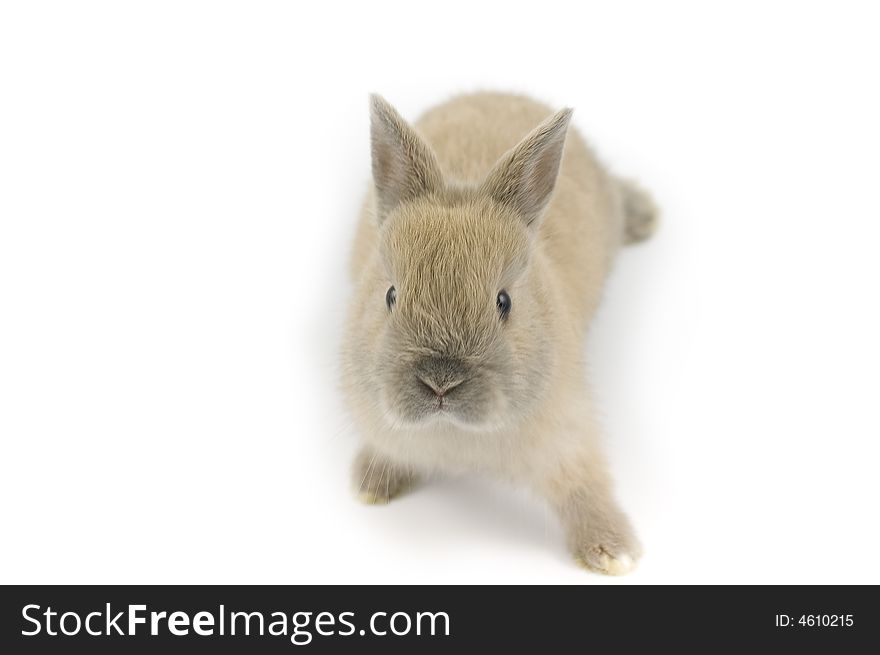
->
[341,92,655,574]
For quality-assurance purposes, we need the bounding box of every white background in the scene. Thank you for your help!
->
[2,1,878,584]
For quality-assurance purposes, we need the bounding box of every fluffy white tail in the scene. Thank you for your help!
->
[618,179,658,244]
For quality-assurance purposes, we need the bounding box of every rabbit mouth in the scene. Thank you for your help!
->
[383,383,496,429]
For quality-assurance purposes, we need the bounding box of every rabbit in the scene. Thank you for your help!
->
[340,91,657,575]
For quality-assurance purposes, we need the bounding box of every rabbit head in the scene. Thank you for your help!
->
[361,95,572,430]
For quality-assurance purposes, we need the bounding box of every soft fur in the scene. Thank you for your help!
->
[341,92,656,575]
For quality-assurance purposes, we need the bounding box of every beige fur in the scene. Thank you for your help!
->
[340,92,656,575]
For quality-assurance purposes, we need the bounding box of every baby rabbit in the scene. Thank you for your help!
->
[341,92,656,575]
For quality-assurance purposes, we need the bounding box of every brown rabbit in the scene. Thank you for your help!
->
[341,92,656,574]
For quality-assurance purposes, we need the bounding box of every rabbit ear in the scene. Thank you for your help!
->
[369,95,444,222]
[481,108,573,228]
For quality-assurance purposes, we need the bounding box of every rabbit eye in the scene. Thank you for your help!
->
[496,290,511,320]
[386,286,397,310]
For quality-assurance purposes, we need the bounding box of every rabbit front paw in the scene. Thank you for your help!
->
[565,498,642,576]
[352,446,417,505]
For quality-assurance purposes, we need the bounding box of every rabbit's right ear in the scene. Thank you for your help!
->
[369,95,443,222]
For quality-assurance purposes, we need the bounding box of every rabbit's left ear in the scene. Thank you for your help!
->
[369,95,444,223]
[481,108,573,228]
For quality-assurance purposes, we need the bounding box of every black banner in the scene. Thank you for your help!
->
[1,585,875,652]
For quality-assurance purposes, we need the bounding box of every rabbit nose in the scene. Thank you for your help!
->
[416,356,468,397]
[419,376,463,397]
